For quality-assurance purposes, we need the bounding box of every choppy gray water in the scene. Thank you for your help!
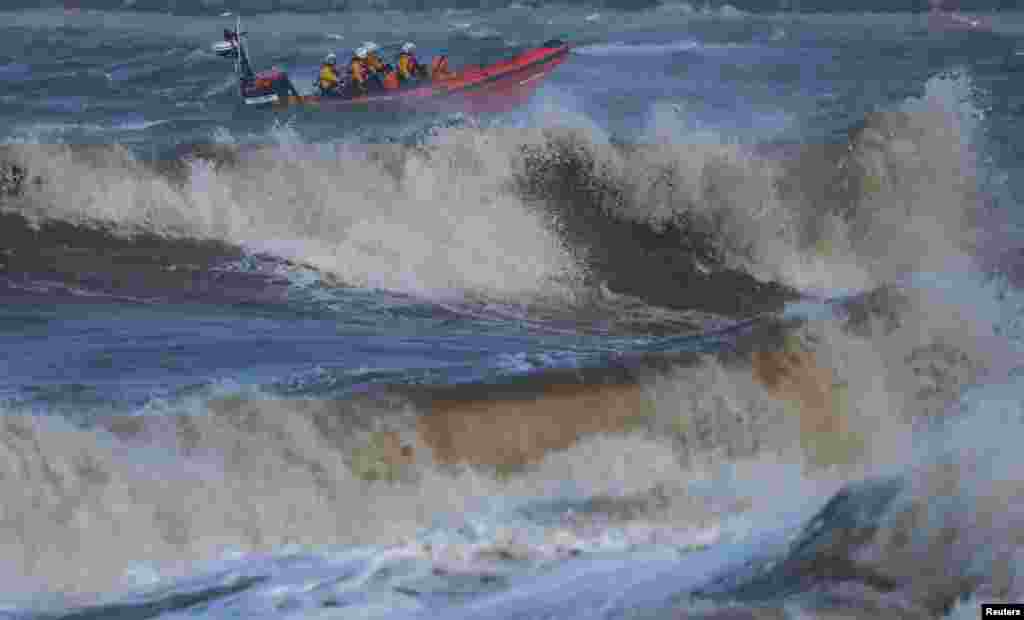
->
[2,4,1024,619]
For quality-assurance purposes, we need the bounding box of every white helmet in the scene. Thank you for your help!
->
[325,52,337,64]
[355,46,368,59]
[363,41,380,53]
[401,42,416,53]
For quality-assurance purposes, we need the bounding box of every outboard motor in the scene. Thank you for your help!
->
[241,68,300,104]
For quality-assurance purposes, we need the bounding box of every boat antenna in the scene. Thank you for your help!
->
[235,14,256,81]
[233,15,240,77]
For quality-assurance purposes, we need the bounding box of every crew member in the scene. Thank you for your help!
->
[362,42,389,92]
[349,47,369,95]
[318,53,341,95]
[397,42,425,82]
[363,41,386,74]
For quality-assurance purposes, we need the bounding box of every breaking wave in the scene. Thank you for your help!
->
[0,72,987,318]
[1,127,582,307]
[2,270,1021,613]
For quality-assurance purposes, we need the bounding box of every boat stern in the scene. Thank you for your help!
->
[240,68,299,106]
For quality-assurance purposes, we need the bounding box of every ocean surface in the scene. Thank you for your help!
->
[3,3,1024,619]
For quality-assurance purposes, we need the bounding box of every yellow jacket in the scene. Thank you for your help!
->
[397,52,420,80]
[318,63,340,90]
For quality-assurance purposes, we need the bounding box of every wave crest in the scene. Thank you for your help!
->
[0,72,986,316]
